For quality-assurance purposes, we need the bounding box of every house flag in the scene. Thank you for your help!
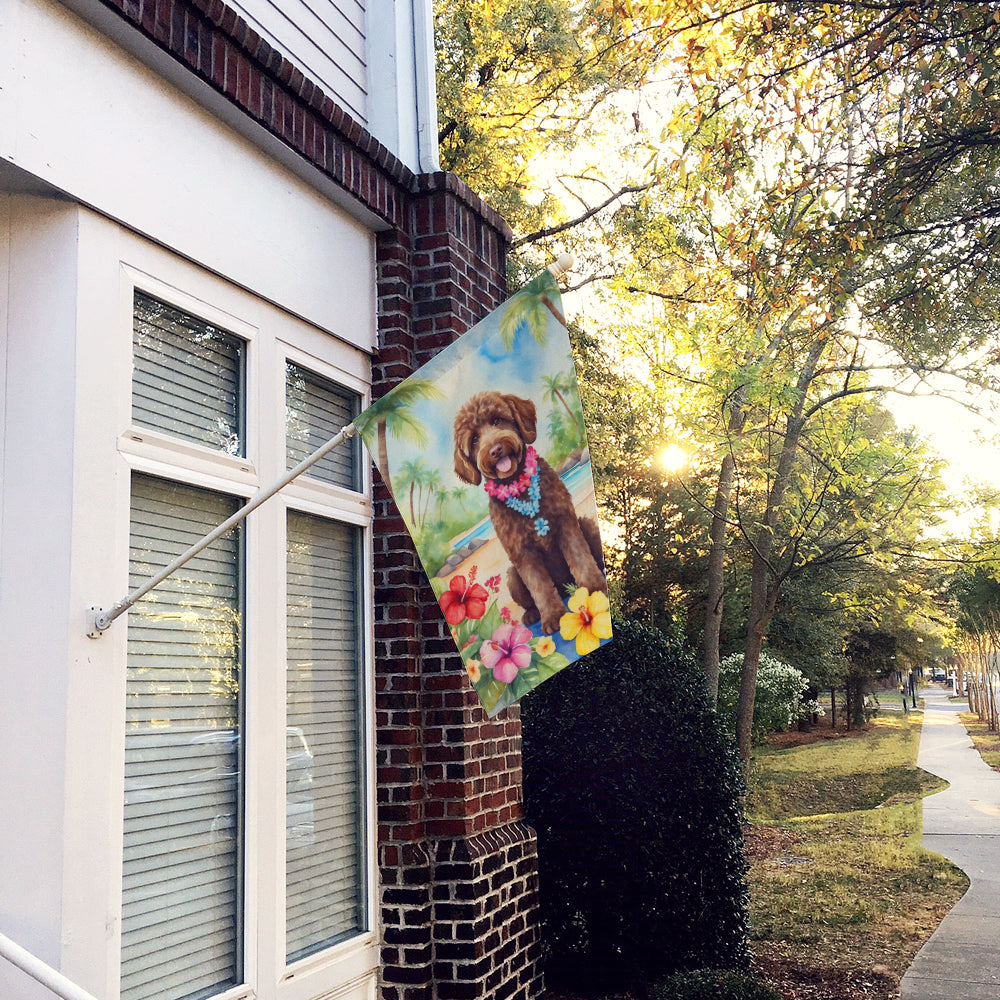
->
[354,269,612,716]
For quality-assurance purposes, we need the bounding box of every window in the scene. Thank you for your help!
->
[284,362,368,961]
[285,361,361,490]
[132,291,245,456]
[285,512,366,960]
[121,286,372,1000]
[123,476,244,1000]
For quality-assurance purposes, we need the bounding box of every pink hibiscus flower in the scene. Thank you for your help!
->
[480,624,533,684]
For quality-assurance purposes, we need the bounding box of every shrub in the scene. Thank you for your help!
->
[718,651,808,743]
[653,970,784,1000]
[521,619,750,989]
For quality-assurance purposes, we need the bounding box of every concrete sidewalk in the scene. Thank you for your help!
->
[900,688,1000,1000]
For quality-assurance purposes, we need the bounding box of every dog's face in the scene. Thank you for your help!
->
[453,392,537,486]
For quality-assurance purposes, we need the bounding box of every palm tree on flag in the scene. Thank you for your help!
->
[420,467,444,527]
[396,458,432,528]
[448,485,471,514]
[354,378,444,489]
[542,371,585,440]
[498,269,565,350]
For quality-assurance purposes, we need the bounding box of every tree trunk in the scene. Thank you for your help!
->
[736,548,775,765]
[542,294,566,328]
[990,666,999,733]
[847,674,866,729]
[830,688,837,729]
[735,439,801,765]
[702,397,746,708]
[376,421,392,490]
[703,451,737,707]
[735,338,824,770]
[554,388,586,440]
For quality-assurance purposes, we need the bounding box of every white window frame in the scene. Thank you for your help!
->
[114,260,377,1000]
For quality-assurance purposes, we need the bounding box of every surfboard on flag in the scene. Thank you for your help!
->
[354,269,612,717]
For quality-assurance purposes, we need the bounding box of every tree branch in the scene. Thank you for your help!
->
[510,182,654,249]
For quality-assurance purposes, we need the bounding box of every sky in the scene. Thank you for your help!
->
[888,390,1000,535]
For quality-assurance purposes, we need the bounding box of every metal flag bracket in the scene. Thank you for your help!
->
[87,253,575,639]
[86,423,358,638]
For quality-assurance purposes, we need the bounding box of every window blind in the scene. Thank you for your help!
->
[285,362,361,490]
[122,474,244,1000]
[285,511,366,962]
[133,291,245,456]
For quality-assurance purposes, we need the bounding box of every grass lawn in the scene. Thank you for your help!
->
[746,712,968,999]
[958,711,1000,771]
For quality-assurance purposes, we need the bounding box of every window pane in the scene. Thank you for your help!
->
[133,291,245,456]
[123,474,244,1000]
[286,511,366,961]
[286,362,361,490]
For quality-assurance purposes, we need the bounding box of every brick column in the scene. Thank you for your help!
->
[373,176,542,1000]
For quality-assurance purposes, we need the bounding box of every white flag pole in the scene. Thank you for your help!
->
[87,423,357,637]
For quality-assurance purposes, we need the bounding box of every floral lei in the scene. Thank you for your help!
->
[483,446,550,536]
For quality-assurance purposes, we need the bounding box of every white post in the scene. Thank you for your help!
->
[0,933,101,1000]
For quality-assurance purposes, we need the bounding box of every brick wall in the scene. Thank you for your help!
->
[373,183,542,1000]
[95,1,543,997]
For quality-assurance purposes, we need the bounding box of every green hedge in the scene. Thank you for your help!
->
[653,970,783,1000]
[521,619,750,989]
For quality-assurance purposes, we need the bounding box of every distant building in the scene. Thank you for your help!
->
[0,2,541,999]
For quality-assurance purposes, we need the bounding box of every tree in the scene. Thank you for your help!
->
[396,458,432,527]
[679,3,1000,355]
[420,467,444,527]
[499,268,564,344]
[435,0,1000,767]
[542,371,585,439]
[435,0,677,268]
[949,564,1000,731]
[729,380,949,761]
[596,93,973,761]
[843,628,896,729]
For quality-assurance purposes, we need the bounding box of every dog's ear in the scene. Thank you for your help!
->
[453,430,482,485]
[505,395,537,444]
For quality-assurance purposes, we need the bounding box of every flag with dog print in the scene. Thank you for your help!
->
[354,269,612,717]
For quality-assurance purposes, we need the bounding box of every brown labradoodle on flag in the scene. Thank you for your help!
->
[453,391,607,634]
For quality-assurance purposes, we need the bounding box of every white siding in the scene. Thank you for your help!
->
[365,0,439,172]
[226,0,441,173]
[232,0,368,125]
[0,196,78,1000]
[0,197,377,1000]
[0,0,377,351]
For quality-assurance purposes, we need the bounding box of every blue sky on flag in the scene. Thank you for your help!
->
[403,320,581,486]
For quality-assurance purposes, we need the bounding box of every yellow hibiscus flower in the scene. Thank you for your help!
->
[466,659,482,683]
[559,588,612,656]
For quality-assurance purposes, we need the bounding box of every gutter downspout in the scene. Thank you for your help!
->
[412,0,440,173]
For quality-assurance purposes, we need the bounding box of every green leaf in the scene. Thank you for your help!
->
[536,653,571,682]
[475,675,507,715]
